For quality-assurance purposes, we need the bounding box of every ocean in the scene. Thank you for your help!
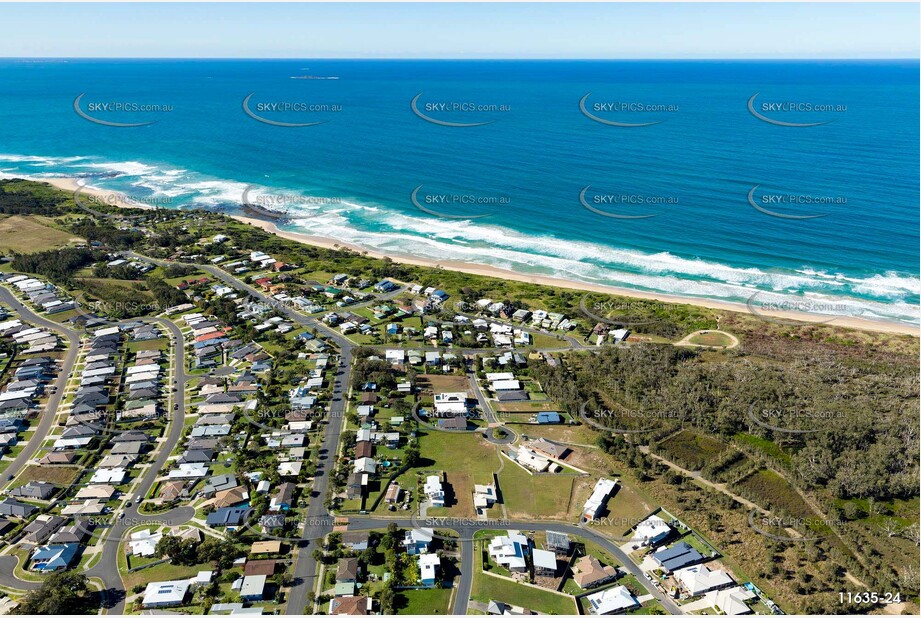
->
[0,59,917,325]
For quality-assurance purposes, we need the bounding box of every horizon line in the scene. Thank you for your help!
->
[2,56,918,61]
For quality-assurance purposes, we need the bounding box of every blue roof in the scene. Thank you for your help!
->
[651,541,703,571]
[536,412,562,423]
[206,506,249,527]
[31,543,80,571]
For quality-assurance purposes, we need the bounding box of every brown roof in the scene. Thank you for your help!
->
[571,555,618,589]
[354,441,373,459]
[330,596,369,615]
[532,438,570,460]
[38,452,76,465]
[159,480,186,501]
[214,486,249,508]
[244,559,277,576]
[359,393,377,404]
[336,557,359,581]
[286,410,311,421]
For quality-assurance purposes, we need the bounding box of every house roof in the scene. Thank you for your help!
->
[651,541,703,572]
[206,506,249,527]
[571,554,618,588]
[337,557,359,580]
[30,543,80,571]
[244,559,277,577]
[330,596,369,615]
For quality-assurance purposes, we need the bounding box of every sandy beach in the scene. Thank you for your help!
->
[231,215,919,336]
[16,176,917,337]
[38,176,156,210]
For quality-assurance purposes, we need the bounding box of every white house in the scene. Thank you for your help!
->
[142,580,190,608]
[674,564,734,596]
[488,531,529,572]
[423,475,445,507]
[433,392,468,416]
[633,515,673,546]
[585,585,639,615]
[582,478,617,522]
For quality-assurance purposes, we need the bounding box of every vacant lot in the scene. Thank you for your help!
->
[497,459,575,520]
[395,588,453,615]
[420,430,497,517]
[0,215,82,253]
[418,374,469,394]
[18,464,81,486]
[494,401,558,413]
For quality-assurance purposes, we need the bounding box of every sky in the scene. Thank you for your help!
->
[0,2,917,59]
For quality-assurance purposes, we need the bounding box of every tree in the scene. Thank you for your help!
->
[378,585,396,615]
[14,571,93,615]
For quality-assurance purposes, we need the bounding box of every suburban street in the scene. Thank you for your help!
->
[0,253,687,614]
[125,253,682,615]
[84,317,193,615]
[0,286,81,485]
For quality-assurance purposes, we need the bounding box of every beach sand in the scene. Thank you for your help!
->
[231,215,918,336]
[38,176,155,210]
[20,177,919,337]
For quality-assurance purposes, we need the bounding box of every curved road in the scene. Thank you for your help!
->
[124,253,684,615]
[344,516,683,615]
[0,286,81,489]
[82,316,192,614]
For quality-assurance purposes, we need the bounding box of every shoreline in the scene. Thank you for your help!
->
[35,176,156,210]
[231,215,919,337]
[22,176,920,337]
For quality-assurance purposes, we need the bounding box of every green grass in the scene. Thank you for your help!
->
[395,588,453,615]
[496,457,575,520]
[470,545,577,615]
[121,559,216,590]
[686,331,734,347]
[733,432,793,466]
[418,429,501,516]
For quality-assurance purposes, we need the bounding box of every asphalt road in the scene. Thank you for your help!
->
[284,344,351,614]
[123,253,681,615]
[345,516,683,615]
[0,286,81,488]
[84,317,192,614]
[125,252,357,615]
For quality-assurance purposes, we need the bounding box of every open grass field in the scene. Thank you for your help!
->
[496,459,576,520]
[0,215,82,253]
[733,432,792,466]
[470,543,577,615]
[121,557,215,590]
[494,401,558,413]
